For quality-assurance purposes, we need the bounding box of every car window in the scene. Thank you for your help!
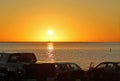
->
[0,54,3,61]
[8,55,20,63]
[56,64,69,72]
[96,63,106,69]
[117,63,120,67]
[106,63,116,70]
[8,54,36,63]
[69,63,80,71]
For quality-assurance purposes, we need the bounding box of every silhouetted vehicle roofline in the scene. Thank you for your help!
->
[0,52,35,55]
[101,61,120,63]
[36,61,78,64]
[97,62,120,66]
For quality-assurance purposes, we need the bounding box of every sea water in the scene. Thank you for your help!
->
[0,42,120,70]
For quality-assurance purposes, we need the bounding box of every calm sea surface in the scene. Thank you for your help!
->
[0,42,120,70]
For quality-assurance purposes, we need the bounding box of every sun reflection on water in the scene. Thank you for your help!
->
[46,43,55,63]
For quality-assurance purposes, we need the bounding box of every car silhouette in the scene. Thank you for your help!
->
[88,62,120,81]
[0,53,87,81]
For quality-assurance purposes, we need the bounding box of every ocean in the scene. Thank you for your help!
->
[0,42,120,70]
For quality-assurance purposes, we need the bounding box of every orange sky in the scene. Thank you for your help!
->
[0,0,120,42]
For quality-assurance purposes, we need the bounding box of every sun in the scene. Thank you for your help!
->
[48,30,54,36]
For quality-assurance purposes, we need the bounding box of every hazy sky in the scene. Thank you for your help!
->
[0,0,120,42]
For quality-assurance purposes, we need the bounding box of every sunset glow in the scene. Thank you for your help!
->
[48,44,54,50]
[0,0,120,42]
[48,30,54,36]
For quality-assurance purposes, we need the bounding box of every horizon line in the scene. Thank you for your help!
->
[0,41,120,43]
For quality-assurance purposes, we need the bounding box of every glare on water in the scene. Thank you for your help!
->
[46,43,55,63]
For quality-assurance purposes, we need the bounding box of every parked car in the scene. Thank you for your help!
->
[87,62,120,81]
[25,62,88,81]
[0,52,87,81]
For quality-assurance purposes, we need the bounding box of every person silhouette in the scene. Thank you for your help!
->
[110,48,112,52]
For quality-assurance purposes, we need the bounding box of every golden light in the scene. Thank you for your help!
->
[47,43,54,50]
[34,28,62,42]
[48,30,54,36]
[47,43,55,63]
[48,46,54,50]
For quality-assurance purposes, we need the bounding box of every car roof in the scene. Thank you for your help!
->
[100,62,120,64]
[0,52,34,55]
[36,61,77,64]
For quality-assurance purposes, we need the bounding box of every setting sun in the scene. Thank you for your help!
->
[48,30,54,36]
